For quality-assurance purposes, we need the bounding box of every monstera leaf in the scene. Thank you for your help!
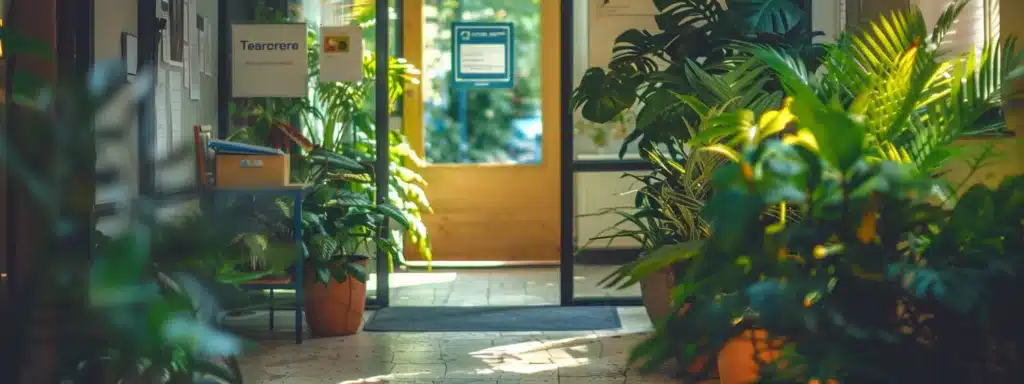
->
[653,0,724,33]
[727,0,805,35]
[609,29,671,73]
[651,0,727,63]
[571,68,639,123]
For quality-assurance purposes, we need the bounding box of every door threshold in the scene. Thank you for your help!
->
[399,260,560,270]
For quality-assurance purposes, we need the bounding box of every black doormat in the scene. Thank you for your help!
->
[363,306,622,332]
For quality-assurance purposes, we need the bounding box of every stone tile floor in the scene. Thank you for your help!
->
[370,266,641,306]
[234,307,686,384]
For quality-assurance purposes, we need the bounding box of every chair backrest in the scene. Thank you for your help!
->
[194,125,214,186]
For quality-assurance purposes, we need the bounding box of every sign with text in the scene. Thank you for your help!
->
[320,25,364,83]
[231,24,308,97]
[451,22,514,89]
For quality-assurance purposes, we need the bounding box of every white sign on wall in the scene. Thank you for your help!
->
[231,24,309,97]
[319,25,364,83]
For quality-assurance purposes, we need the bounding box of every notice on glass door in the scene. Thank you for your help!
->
[459,44,506,73]
[451,22,514,89]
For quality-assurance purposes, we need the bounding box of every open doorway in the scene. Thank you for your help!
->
[381,0,565,308]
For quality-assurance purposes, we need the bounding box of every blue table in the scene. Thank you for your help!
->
[212,184,310,344]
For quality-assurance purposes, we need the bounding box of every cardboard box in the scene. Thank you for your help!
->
[215,154,290,187]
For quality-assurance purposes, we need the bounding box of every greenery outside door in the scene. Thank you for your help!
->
[401,0,562,262]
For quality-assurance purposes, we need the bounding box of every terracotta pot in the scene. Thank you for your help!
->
[717,329,838,384]
[302,258,368,337]
[717,329,783,384]
[640,266,675,324]
[639,267,712,376]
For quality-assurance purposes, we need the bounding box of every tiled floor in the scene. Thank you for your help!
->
[234,307,682,384]
[231,266,667,384]
[371,266,641,306]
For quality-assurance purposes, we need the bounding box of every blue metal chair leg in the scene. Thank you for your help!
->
[268,289,275,331]
[294,192,304,344]
[295,300,303,344]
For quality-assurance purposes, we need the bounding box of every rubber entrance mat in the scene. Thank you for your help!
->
[363,306,622,332]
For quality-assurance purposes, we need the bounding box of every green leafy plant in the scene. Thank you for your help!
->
[249,158,412,285]
[630,76,1023,382]
[743,0,1022,175]
[571,0,821,158]
[231,6,433,269]
[304,30,433,267]
[0,47,247,382]
[591,58,784,288]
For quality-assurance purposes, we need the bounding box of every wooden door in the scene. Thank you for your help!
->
[401,0,561,262]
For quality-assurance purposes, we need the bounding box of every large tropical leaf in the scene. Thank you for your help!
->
[571,68,639,123]
[727,0,805,35]
[653,0,724,32]
[609,29,672,73]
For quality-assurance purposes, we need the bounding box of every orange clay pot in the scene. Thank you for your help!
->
[717,329,839,384]
[640,267,715,376]
[302,258,368,337]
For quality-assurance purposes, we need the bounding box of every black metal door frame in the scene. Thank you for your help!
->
[556,0,813,307]
[557,0,643,307]
[372,0,391,308]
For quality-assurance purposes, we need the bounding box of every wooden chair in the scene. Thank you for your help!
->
[195,125,306,343]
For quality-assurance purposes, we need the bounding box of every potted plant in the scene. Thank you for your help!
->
[298,186,404,337]
[234,143,407,336]
[666,102,1023,383]
[571,0,822,158]
[629,0,1023,375]
[576,0,812,328]
[618,1,1021,380]
[586,60,784,377]
[233,3,434,272]
[593,60,784,322]
[294,147,407,336]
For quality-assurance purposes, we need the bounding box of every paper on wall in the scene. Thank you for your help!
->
[204,17,214,75]
[184,44,191,89]
[169,71,184,151]
[184,0,191,43]
[155,69,170,159]
[231,24,308,97]
[159,0,170,64]
[198,23,206,75]
[319,25,364,82]
[190,40,202,100]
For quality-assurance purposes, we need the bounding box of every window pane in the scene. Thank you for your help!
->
[422,0,542,164]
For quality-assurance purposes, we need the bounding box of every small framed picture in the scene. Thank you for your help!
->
[161,0,185,66]
[121,32,138,75]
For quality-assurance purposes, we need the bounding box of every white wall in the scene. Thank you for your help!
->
[93,0,140,235]
[814,0,846,42]
[94,0,219,234]
[155,0,220,194]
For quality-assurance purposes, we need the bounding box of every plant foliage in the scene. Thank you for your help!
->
[571,0,822,158]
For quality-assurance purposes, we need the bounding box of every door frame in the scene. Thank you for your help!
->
[399,0,563,264]
[556,0,642,307]
[558,0,814,307]
[557,0,574,306]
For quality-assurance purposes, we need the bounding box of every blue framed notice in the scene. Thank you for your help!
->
[451,22,515,89]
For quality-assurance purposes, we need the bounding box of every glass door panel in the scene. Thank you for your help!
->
[569,0,643,304]
[420,0,543,164]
